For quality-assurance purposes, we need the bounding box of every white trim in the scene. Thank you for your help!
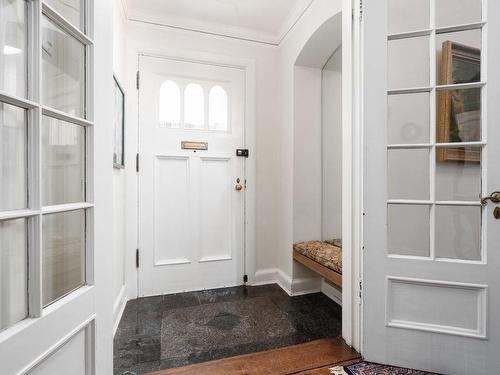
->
[321,279,343,306]
[42,106,94,127]
[252,268,324,297]
[41,2,94,46]
[19,316,96,375]
[126,0,315,46]
[385,276,488,339]
[41,203,94,214]
[155,258,191,266]
[113,286,127,336]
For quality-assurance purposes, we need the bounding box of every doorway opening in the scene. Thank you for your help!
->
[292,11,344,322]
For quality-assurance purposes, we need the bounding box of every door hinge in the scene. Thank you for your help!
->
[136,153,139,173]
[136,249,140,268]
[243,274,248,283]
[358,280,363,302]
[359,0,363,21]
[136,70,140,90]
[236,149,249,158]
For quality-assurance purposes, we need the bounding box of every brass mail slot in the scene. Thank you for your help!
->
[181,141,208,151]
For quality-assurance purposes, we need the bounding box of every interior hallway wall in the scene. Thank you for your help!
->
[278,0,343,286]
[122,18,282,297]
[322,47,343,241]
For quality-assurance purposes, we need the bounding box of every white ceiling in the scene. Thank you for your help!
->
[124,0,314,45]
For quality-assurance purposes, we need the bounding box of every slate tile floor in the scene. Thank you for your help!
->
[114,284,342,375]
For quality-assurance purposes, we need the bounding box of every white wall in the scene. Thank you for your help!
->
[278,0,343,282]
[123,18,281,296]
[322,47,343,241]
[293,66,322,244]
[112,0,128,330]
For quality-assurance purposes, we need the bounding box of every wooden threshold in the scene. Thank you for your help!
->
[293,250,342,288]
[147,338,360,375]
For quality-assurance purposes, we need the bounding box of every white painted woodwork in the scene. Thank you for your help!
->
[138,55,245,296]
[125,0,314,44]
[362,0,500,373]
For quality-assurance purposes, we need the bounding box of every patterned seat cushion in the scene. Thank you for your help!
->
[293,240,342,274]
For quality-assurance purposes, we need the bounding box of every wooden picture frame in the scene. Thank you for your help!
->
[437,41,481,163]
[113,75,125,168]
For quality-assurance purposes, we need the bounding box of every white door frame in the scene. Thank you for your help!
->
[341,0,364,352]
[134,50,257,296]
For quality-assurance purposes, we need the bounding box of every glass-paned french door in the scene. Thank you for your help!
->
[0,0,93,332]
[386,0,486,262]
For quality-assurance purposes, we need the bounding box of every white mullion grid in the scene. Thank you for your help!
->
[0,92,38,110]
[388,29,432,41]
[42,106,93,127]
[481,0,488,264]
[429,0,437,261]
[41,2,93,46]
[435,21,486,35]
[42,203,94,215]
[84,0,94,286]
[27,0,43,319]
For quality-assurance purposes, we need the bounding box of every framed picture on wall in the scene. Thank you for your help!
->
[113,75,125,168]
[437,41,481,163]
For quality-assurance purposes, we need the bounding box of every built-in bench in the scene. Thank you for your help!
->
[293,239,342,288]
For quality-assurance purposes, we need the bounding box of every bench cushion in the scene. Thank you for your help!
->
[293,240,342,274]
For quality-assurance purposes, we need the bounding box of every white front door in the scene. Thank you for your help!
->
[363,0,500,373]
[138,55,246,297]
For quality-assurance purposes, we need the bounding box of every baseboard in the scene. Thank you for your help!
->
[253,268,321,296]
[113,285,127,336]
[321,279,342,306]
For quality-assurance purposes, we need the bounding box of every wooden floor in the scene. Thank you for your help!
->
[147,338,361,375]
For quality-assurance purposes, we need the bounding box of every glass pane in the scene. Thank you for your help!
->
[44,0,83,31]
[436,0,482,28]
[388,36,430,89]
[388,0,430,34]
[436,29,481,86]
[436,147,481,201]
[0,102,27,211]
[388,204,430,256]
[159,80,180,128]
[388,92,430,144]
[0,0,27,97]
[437,88,481,143]
[435,205,481,260]
[42,16,85,118]
[0,218,28,331]
[184,83,205,129]
[42,210,85,306]
[388,149,430,200]
[209,86,228,131]
[42,116,85,206]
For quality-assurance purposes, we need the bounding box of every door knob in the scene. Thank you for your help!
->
[481,192,500,206]
[235,178,243,191]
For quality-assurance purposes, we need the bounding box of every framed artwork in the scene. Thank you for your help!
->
[437,41,481,163]
[113,75,125,168]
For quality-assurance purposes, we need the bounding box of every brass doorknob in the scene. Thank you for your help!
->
[235,183,243,191]
[481,192,500,206]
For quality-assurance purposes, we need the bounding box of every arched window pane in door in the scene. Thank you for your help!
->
[209,86,228,131]
[184,83,205,129]
[159,81,181,128]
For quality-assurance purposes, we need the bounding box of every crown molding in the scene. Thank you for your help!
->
[124,0,315,46]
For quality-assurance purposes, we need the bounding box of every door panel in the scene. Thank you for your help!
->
[363,0,500,373]
[138,55,245,296]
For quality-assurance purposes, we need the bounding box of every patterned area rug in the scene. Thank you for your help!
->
[341,361,439,375]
